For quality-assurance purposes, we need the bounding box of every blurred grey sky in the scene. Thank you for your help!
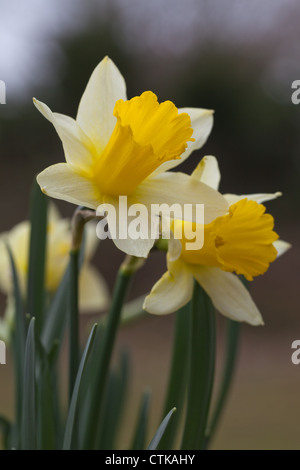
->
[1,0,300,102]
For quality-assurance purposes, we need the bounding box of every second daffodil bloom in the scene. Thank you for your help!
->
[0,204,109,323]
[143,156,291,325]
[34,56,228,258]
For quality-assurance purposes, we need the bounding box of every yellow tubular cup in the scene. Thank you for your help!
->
[93,91,194,196]
[179,199,279,280]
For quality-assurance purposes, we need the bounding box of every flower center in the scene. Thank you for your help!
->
[93,91,194,196]
[179,198,279,280]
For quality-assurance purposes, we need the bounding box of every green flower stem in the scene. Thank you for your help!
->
[181,283,216,450]
[158,304,190,450]
[204,318,240,447]
[69,207,96,402]
[68,248,79,404]
[83,255,140,449]
[154,238,168,252]
[71,207,96,253]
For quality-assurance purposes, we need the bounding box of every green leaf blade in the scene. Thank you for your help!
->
[158,305,190,450]
[63,323,98,450]
[26,180,48,335]
[147,407,177,451]
[5,243,26,449]
[181,283,216,450]
[21,317,36,450]
[131,390,151,450]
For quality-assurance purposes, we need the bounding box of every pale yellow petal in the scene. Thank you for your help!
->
[79,265,110,312]
[133,172,229,224]
[167,234,183,262]
[0,222,29,296]
[224,192,282,206]
[274,239,292,258]
[33,98,96,173]
[0,234,10,294]
[76,56,127,150]
[143,258,194,314]
[151,108,214,175]
[100,195,157,258]
[0,295,15,343]
[108,231,155,258]
[191,155,221,190]
[46,218,71,292]
[191,265,263,325]
[37,163,102,210]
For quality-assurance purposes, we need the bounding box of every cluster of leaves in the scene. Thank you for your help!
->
[0,180,239,450]
[0,181,176,450]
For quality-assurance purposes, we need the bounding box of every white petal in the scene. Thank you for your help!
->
[274,239,292,258]
[102,196,157,258]
[111,236,156,259]
[151,108,214,175]
[191,266,264,325]
[143,258,194,314]
[167,235,182,262]
[191,155,221,190]
[158,216,182,261]
[79,265,110,312]
[76,56,127,150]
[224,192,282,206]
[133,171,229,224]
[33,98,96,172]
[37,163,102,209]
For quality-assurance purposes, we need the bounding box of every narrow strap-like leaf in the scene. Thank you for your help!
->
[97,349,130,449]
[35,342,58,450]
[147,407,177,451]
[0,415,11,450]
[40,231,86,354]
[82,267,133,449]
[75,324,104,449]
[158,304,190,449]
[131,390,151,450]
[181,283,216,450]
[63,323,98,450]
[6,243,26,449]
[205,318,240,447]
[40,264,70,353]
[21,318,36,450]
[26,180,48,335]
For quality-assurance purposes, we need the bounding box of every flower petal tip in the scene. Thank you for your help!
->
[251,314,264,326]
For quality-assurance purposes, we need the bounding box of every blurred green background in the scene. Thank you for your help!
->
[0,0,300,450]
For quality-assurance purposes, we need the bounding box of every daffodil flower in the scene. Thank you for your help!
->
[0,204,109,340]
[34,56,228,258]
[143,156,291,325]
